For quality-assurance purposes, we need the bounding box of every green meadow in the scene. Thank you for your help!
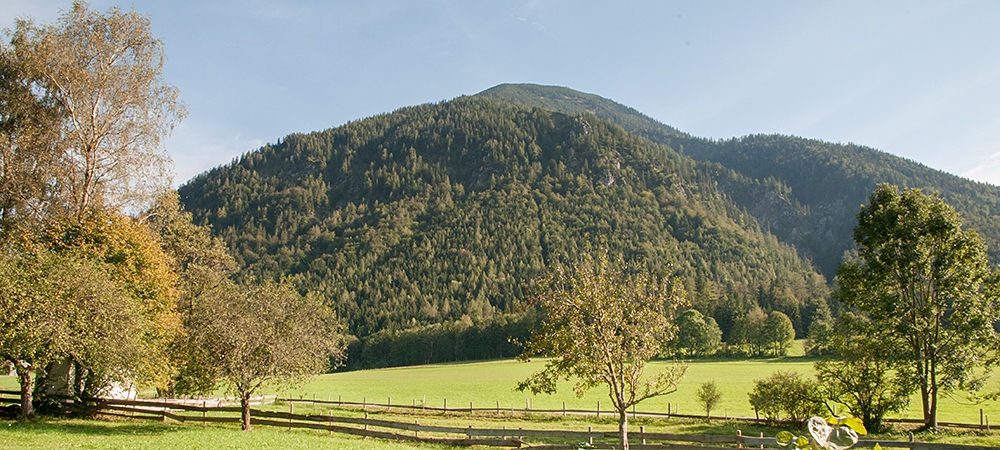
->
[274,357,998,425]
[4,357,1000,449]
[0,418,452,450]
[3,356,998,424]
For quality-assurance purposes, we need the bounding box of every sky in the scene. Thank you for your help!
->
[3,1,1000,187]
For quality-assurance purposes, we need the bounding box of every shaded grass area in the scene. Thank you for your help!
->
[0,417,458,450]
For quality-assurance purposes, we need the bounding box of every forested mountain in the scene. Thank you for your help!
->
[178,96,830,355]
[479,84,1000,278]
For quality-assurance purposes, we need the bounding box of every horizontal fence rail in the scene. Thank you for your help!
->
[0,390,995,450]
[275,395,996,431]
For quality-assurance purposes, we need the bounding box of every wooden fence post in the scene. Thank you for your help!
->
[588,426,593,445]
[597,401,600,418]
[388,396,391,412]
[364,412,369,431]
[202,400,206,426]
[289,402,293,431]
[641,425,646,445]
[563,401,566,417]
[329,410,333,435]
[444,398,447,411]
[737,429,743,449]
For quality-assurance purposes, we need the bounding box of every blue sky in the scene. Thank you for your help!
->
[3,1,1000,186]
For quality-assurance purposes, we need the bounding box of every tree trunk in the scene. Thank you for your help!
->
[928,371,938,429]
[14,359,34,417]
[618,408,629,450]
[240,392,252,431]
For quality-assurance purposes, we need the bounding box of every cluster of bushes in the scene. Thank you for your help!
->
[342,313,538,370]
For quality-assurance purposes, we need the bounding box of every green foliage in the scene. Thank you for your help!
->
[804,319,835,357]
[479,84,1000,281]
[696,380,723,418]
[345,312,537,370]
[667,309,722,357]
[184,279,346,430]
[748,371,825,423]
[837,184,999,428]
[179,96,828,350]
[516,249,686,449]
[815,314,911,434]
[764,311,795,356]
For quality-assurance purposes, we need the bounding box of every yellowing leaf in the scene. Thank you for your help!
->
[842,417,867,435]
[776,431,794,445]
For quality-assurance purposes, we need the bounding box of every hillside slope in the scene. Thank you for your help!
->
[478,84,1000,278]
[179,97,828,339]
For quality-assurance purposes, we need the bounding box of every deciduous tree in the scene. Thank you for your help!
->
[764,311,795,356]
[669,309,722,357]
[34,210,180,399]
[837,184,999,429]
[185,279,346,430]
[815,313,911,433]
[7,1,185,216]
[516,251,686,450]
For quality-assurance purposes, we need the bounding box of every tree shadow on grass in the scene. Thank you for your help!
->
[4,417,206,437]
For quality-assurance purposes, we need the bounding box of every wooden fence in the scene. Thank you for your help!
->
[0,390,995,450]
[276,395,995,431]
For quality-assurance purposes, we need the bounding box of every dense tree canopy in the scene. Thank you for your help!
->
[480,84,1000,280]
[837,184,999,428]
[179,97,829,343]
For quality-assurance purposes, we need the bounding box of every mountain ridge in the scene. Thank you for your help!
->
[179,95,829,342]
[476,84,1000,277]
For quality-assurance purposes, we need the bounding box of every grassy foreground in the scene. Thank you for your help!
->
[0,417,454,450]
[3,356,998,423]
[2,356,999,449]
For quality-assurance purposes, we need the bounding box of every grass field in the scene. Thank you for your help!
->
[267,357,997,425]
[3,356,998,424]
[0,417,456,450]
[3,355,1000,449]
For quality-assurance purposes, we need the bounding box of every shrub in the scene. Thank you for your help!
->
[697,380,723,418]
[748,371,825,423]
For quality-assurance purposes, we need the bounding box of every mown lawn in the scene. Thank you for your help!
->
[3,356,998,424]
[3,355,1000,448]
[271,357,997,425]
[0,417,460,450]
